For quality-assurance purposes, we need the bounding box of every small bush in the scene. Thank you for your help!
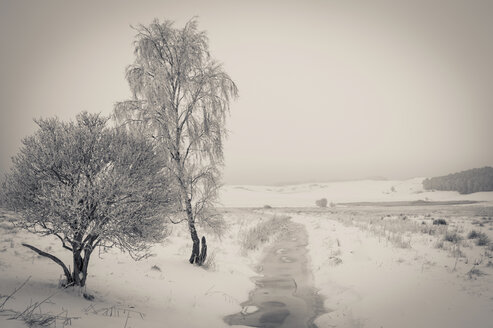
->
[263,205,272,209]
[433,218,447,225]
[468,230,490,246]
[476,233,490,246]
[443,231,462,244]
[315,198,328,208]
[467,267,485,279]
[151,265,161,272]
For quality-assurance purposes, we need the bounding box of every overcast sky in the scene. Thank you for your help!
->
[1,0,492,185]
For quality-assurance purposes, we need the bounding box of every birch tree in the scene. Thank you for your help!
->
[2,112,176,287]
[114,18,238,265]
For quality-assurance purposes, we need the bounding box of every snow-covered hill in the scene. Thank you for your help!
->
[219,178,493,207]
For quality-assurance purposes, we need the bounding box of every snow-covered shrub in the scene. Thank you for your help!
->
[476,233,490,246]
[2,113,177,287]
[468,230,481,239]
[467,230,490,246]
[315,198,328,208]
[443,231,462,244]
[433,218,448,225]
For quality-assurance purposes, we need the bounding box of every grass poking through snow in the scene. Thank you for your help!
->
[443,231,462,244]
[240,215,290,252]
[468,230,491,246]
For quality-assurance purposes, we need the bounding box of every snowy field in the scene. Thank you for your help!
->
[1,178,493,327]
[219,177,493,207]
[0,209,273,328]
[289,206,493,328]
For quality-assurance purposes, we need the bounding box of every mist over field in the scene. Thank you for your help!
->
[1,1,493,328]
[2,0,493,185]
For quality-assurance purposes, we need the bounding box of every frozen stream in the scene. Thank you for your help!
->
[224,219,325,327]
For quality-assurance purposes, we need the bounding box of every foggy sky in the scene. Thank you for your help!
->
[1,0,492,185]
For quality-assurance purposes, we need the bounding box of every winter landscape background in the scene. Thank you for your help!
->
[2,179,493,327]
[1,1,493,328]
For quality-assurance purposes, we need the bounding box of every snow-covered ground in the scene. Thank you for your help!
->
[224,178,493,327]
[0,209,274,328]
[289,208,493,328]
[1,178,493,327]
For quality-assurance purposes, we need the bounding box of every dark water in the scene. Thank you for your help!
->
[224,220,325,328]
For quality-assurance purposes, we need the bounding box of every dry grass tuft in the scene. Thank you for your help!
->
[0,276,79,327]
[151,265,161,272]
[467,267,486,279]
[443,231,462,244]
[467,230,491,246]
[240,215,290,252]
[202,251,217,271]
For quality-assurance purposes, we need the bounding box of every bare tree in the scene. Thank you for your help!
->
[2,112,176,287]
[114,18,238,265]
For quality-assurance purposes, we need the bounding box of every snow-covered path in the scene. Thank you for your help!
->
[224,219,324,327]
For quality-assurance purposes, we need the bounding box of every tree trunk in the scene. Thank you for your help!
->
[72,248,91,287]
[184,196,201,264]
[188,218,200,264]
[22,242,92,287]
[81,248,91,286]
[197,236,207,265]
[73,250,82,286]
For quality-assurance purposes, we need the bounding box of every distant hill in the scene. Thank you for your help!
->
[423,167,493,194]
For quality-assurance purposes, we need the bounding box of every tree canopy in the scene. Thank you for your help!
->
[115,18,238,264]
[2,112,176,286]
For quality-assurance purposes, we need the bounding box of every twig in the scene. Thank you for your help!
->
[123,311,130,328]
[0,279,79,327]
[0,276,31,309]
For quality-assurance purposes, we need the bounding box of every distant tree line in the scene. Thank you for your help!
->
[423,167,493,194]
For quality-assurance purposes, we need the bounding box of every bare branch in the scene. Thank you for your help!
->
[22,243,72,282]
[169,217,187,224]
